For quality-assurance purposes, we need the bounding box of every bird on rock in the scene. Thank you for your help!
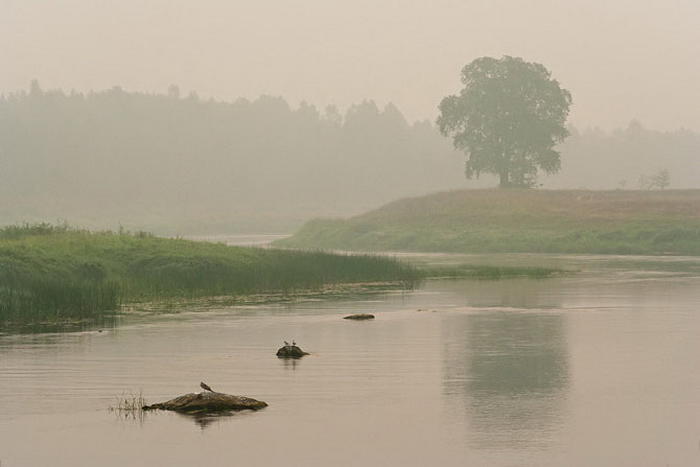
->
[200,381,213,392]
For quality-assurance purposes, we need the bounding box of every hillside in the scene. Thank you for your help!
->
[275,189,700,255]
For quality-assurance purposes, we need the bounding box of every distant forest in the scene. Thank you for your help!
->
[1,83,698,233]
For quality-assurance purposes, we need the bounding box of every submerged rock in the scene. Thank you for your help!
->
[142,391,268,414]
[343,313,375,320]
[276,344,309,358]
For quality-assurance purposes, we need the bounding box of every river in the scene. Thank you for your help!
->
[1,253,699,466]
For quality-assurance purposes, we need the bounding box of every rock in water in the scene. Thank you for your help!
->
[343,313,375,320]
[276,344,309,358]
[142,391,268,414]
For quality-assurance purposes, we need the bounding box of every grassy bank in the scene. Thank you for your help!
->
[0,224,422,325]
[275,189,700,255]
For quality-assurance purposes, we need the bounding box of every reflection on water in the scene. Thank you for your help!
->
[179,411,238,430]
[0,314,120,337]
[1,254,699,467]
[462,277,565,309]
[443,312,568,450]
[279,356,303,370]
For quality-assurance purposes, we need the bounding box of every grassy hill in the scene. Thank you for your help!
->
[275,189,700,255]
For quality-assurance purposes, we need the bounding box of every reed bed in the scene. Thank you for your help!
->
[0,224,422,325]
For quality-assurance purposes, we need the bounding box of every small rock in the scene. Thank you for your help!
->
[276,344,309,358]
[343,313,375,320]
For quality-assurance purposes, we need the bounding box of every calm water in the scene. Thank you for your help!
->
[1,254,699,467]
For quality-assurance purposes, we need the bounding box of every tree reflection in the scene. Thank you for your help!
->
[443,312,569,449]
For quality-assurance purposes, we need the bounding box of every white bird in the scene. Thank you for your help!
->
[284,340,290,346]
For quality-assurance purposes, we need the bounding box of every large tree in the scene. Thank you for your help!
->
[437,56,572,187]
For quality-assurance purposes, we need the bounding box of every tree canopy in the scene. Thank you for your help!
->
[437,56,572,187]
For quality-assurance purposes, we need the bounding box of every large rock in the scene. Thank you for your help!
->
[142,391,268,414]
[276,344,309,358]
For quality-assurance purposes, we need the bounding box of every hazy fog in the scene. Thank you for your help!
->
[3,0,699,132]
[2,1,699,234]
[1,88,698,234]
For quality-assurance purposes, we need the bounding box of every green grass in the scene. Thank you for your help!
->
[0,223,422,325]
[276,189,700,255]
[425,264,563,280]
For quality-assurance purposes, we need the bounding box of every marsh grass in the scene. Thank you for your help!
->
[0,224,422,325]
[424,264,563,280]
[109,390,147,420]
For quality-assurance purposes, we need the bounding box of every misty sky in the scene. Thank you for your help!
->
[2,0,699,131]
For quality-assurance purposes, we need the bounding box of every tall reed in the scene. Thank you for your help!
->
[0,224,420,325]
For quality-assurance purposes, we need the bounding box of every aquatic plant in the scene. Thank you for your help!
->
[0,223,421,325]
[109,390,147,419]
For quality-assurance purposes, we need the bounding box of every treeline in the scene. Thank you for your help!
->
[1,83,698,233]
[551,121,700,190]
[0,82,463,233]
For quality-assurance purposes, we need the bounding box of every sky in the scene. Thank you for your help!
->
[2,0,699,131]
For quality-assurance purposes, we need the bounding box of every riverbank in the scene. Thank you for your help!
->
[0,224,422,325]
[275,189,700,255]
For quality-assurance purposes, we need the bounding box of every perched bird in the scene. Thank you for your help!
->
[200,381,213,392]
[292,340,296,346]
[284,340,290,346]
